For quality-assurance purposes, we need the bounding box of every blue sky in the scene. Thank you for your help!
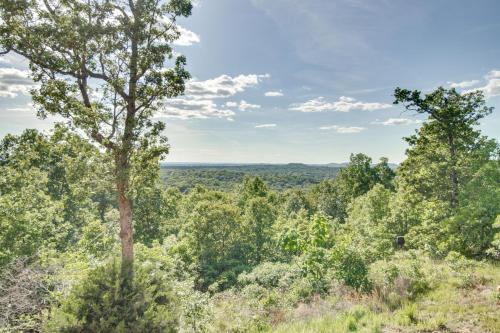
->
[1,0,499,163]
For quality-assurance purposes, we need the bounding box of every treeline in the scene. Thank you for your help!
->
[0,88,499,332]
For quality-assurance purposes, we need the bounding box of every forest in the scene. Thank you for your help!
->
[0,0,499,332]
[159,163,342,191]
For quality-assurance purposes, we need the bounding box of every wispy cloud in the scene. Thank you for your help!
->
[290,96,391,113]
[255,123,277,128]
[264,90,283,97]
[319,125,365,133]
[185,74,270,99]
[469,70,500,97]
[173,26,201,46]
[454,70,500,98]
[0,68,35,98]
[447,79,480,89]
[372,118,421,126]
[226,100,261,111]
[238,100,261,111]
[160,99,234,120]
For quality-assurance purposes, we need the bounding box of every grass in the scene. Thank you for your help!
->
[270,306,382,333]
[267,261,500,333]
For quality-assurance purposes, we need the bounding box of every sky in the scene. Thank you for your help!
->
[1,0,500,164]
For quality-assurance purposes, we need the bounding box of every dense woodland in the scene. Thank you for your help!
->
[159,164,342,191]
[0,0,499,332]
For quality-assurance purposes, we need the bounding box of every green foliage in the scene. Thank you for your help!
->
[242,197,276,264]
[160,164,341,192]
[403,200,451,256]
[179,195,247,290]
[44,260,180,333]
[335,153,379,201]
[0,167,65,265]
[395,87,495,208]
[369,251,438,309]
[279,189,313,218]
[0,129,113,266]
[309,179,348,222]
[1,84,499,332]
[237,262,301,290]
[489,215,500,259]
[444,251,487,289]
[330,243,371,292]
[346,184,395,263]
[444,161,500,257]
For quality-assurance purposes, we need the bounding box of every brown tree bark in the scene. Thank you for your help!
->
[116,149,134,280]
[117,182,134,273]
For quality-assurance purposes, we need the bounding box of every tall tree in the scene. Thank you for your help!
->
[394,87,493,207]
[0,0,192,277]
[335,153,378,202]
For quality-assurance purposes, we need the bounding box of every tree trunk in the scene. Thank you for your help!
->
[116,152,134,280]
[118,184,134,275]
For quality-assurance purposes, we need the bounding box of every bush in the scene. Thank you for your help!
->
[369,251,437,309]
[330,245,371,292]
[237,262,301,290]
[44,260,180,333]
[445,251,487,289]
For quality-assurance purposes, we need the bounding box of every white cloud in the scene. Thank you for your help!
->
[456,70,500,98]
[264,90,283,97]
[225,100,261,111]
[448,80,480,89]
[238,100,261,111]
[173,26,201,46]
[225,101,238,108]
[185,74,270,99]
[372,118,421,126]
[0,68,35,98]
[255,123,276,128]
[479,78,500,97]
[466,71,500,97]
[319,125,365,133]
[290,96,391,113]
[486,70,500,79]
[160,73,268,120]
[160,98,234,120]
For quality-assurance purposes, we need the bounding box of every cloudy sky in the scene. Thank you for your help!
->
[1,0,500,163]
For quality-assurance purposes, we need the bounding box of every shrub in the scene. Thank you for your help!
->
[445,251,487,289]
[44,260,180,333]
[330,245,371,292]
[369,251,437,309]
[237,262,301,290]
